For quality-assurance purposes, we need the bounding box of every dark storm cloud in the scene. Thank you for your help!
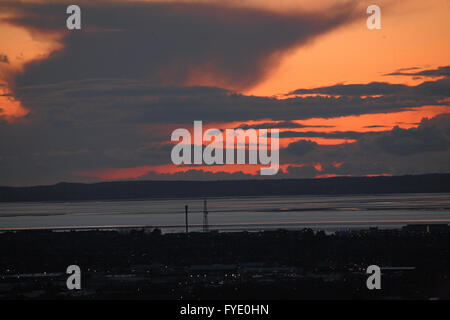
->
[384,66,450,78]
[1,107,449,185]
[292,82,408,96]
[0,2,449,185]
[392,67,421,72]
[286,140,317,156]
[236,121,334,130]
[0,54,9,64]
[291,77,450,98]
[11,77,449,127]
[373,114,450,156]
[284,165,320,179]
[363,125,389,128]
[280,114,450,177]
[1,74,448,186]
[237,121,307,130]
[138,169,264,181]
[3,1,359,91]
[280,131,367,139]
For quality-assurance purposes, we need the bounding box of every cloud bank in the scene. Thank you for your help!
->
[0,0,448,185]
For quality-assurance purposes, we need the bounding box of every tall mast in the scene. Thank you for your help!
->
[203,199,209,232]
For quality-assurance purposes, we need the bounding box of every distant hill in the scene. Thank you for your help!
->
[0,174,449,202]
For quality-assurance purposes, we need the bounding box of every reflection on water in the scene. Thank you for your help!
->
[0,193,449,232]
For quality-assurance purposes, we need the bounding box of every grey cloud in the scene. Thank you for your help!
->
[280,131,368,139]
[285,165,319,179]
[280,114,450,177]
[318,161,389,177]
[291,78,450,98]
[1,77,448,185]
[286,140,317,156]
[373,114,450,156]
[292,82,408,96]
[384,66,450,78]
[0,2,449,185]
[392,67,421,72]
[4,1,359,91]
[0,54,9,64]
[363,125,389,128]
[12,77,449,127]
[237,121,334,130]
[1,113,449,185]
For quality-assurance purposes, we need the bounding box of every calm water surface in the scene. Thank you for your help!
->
[0,193,449,232]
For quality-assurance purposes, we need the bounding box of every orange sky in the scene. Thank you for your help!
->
[0,10,62,119]
[246,0,450,96]
[77,162,324,180]
[1,0,449,99]
[0,0,448,181]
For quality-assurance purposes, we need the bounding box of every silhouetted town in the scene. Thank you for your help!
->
[0,224,448,299]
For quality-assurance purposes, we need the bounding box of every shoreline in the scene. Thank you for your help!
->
[2,219,450,234]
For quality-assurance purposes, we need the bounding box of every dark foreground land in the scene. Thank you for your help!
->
[0,225,448,299]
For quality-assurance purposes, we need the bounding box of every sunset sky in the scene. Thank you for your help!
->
[0,0,449,186]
